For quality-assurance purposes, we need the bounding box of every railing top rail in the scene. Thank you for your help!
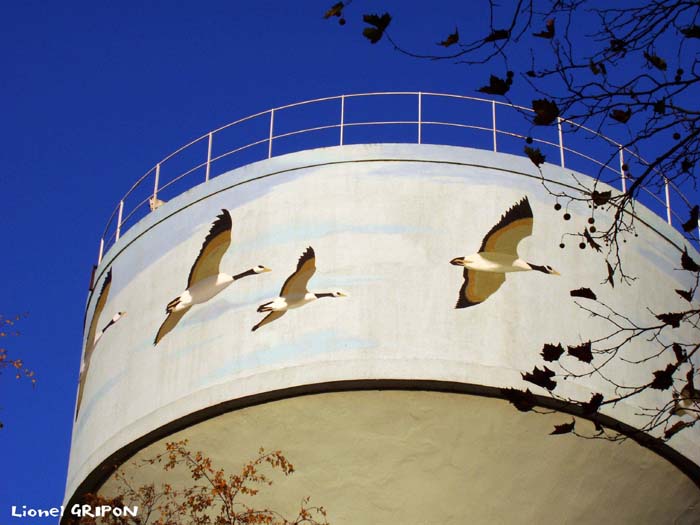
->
[94,91,694,269]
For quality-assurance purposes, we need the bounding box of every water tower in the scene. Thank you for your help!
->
[65,93,700,524]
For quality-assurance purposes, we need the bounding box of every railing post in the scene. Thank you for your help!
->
[153,163,160,200]
[205,132,213,181]
[557,117,565,168]
[619,148,627,193]
[98,238,105,265]
[491,101,497,152]
[116,200,124,241]
[417,92,422,145]
[340,95,345,146]
[664,178,672,225]
[268,109,275,159]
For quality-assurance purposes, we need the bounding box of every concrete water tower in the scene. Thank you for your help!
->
[65,93,700,524]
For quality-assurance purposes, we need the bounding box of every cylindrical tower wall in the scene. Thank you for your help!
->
[66,144,700,522]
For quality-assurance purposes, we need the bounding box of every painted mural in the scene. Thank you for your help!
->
[450,197,560,308]
[76,268,125,419]
[154,209,271,345]
[68,145,699,502]
[252,246,348,331]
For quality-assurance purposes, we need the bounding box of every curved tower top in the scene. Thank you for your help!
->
[67,94,700,524]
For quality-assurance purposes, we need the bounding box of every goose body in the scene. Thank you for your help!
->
[259,293,318,312]
[450,197,559,308]
[167,271,258,312]
[457,253,534,273]
[155,210,270,345]
[252,247,347,331]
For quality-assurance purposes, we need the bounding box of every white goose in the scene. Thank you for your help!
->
[450,197,559,308]
[154,209,271,345]
[76,268,126,419]
[252,246,347,331]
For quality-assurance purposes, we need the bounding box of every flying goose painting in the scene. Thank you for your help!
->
[450,197,559,308]
[252,246,347,331]
[76,269,126,419]
[154,209,271,345]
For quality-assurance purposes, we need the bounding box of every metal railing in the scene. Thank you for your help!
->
[96,92,696,265]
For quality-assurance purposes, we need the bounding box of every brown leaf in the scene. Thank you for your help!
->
[550,419,575,435]
[323,2,344,19]
[664,420,692,439]
[610,108,631,123]
[650,363,677,390]
[478,74,510,95]
[682,205,699,232]
[568,341,593,363]
[609,39,626,53]
[581,393,604,415]
[584,229,602,252]
[591,190,611,206]
[643,52,667,71]
[675,289,693,302]
[681,25,700,38]
[589,60,606,76]
[541,343,565,362]
[656,312,684,328]
[522,366,557,391]
[533,19,555,39]
[605,261,615,288]
[437,28,459,47]
[570,287,597,300]
[532,98,559,125]
[501,388,537,412]
[362,13,391,44]
[524,146,545,167]
[673,343,687,363]
[484,29,510,42]
[681,249,700,272]
[687,368,696,390]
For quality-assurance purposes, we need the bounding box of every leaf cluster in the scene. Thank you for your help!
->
[0,313,35,430]
[509,249,700,440]
[76,441,329,525]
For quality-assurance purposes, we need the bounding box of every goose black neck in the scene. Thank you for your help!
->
[528,263,548,274]
[315,292,335,299]
[233,268,256,280]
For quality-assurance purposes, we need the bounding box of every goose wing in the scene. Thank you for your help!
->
[456,269,506,308]
[280,247,316,298]
[478,197,533,255]
[154,306,192,345]
[76,268,113,419]
[187,210,232,288]
[85,268,112,355]
[75,365,90,420]
[252,311,286,332]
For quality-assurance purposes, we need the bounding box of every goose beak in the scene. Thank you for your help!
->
[550,270,561,276]
[261,267,272,273]
[450,257,466,266]
[337,291,349,297]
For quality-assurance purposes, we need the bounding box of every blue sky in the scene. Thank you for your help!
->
[0,1,496,513]
[0,0,691,518]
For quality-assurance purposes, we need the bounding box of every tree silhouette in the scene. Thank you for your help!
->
[0,313,35,429]
[75,441,329,525]
[324,0,700,441]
